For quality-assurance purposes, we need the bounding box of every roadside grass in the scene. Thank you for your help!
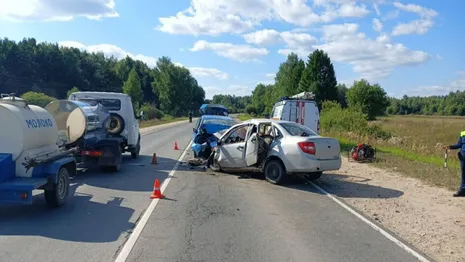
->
[139,116,188,128]
[323,115,465,191]
[237,114,253,121]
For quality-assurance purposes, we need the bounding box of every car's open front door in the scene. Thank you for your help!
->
[245,132,259,166]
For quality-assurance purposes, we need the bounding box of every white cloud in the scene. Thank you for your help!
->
[156,61,229,80]
[391,2,437,36]
[0,0,118,22]
[203,84,254,99]
[265,73,275,78]
[373,3,381,16]
[157,0,371,36]
[188,67,229,80]
[58,41,157,67]
[393,2,438,18]
[314,23,430,80]
[392,19,434,36]
[372,18,383,32]
[189,40,269,63]
[243,29,317,58]
[243,29,282,45]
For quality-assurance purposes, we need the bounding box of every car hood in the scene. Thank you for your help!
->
[202,124,231,135]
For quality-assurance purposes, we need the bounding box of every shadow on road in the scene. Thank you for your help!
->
[0,153,185,242]
[73,154,179,192]
[311,173,404,199]
[210,171,403,199]
[0,184,134,243]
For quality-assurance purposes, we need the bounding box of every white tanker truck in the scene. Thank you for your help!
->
[0,95,77,207]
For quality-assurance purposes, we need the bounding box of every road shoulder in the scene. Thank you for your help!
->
[316,156,465,262]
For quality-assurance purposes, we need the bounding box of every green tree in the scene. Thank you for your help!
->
[346,79,390,120]
[336,84,348,108]
[298,49,338,108]
[274,53,305,99]
[66,86,79,98]
[123,67,143,109]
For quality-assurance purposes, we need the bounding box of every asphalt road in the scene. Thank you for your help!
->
[0,120,426,262]
[0,121,192,262]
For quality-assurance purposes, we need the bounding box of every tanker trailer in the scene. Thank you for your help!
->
[0,94,76,207]
[45,100,124,172]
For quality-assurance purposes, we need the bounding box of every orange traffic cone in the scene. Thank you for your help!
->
[174,141,179,150]
[150,179,164,199]
[151,153,158,164]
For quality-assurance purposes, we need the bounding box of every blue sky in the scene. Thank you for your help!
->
[0,0,463,99]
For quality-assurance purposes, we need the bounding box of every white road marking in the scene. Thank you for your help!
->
[309,182,431,262]
[114,140,193,262]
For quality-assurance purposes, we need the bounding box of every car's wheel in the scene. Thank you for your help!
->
[264,159,286,185]
[131,135,141,159]
[44,167,70,208]
[305,172,322,181]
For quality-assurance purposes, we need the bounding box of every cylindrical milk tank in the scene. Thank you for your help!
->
[45,100,110,145]
[0,97,59,161]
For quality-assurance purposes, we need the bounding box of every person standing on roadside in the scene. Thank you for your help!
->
[444,132,465,197]
[188,111,193,123]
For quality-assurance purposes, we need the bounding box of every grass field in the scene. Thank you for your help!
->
[325,115,464,191]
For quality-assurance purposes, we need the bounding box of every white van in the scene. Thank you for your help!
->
[68,91,141,158]
[270,92,320,134]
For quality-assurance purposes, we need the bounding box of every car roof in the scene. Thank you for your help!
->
[241,118,295,125]
[70,92,130,99]
[200,115,234,120]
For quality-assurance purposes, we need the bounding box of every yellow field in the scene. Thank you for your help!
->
[326,115,465,191]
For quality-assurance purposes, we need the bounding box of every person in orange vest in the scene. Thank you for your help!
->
[444,131,465,197]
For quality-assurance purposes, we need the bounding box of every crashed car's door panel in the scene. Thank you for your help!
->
[245,133,259,166]
[217,124,250,168]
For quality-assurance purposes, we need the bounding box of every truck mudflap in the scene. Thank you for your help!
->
[98,142,122,167]
[79,138,122,171]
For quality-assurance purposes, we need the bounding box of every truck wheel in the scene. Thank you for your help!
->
[44,167,70,208]
[264,159,285,185]
[131,135,141,159]
[305,172,322,181]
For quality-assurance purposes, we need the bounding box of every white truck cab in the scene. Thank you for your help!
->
[270,92,320,134]
[68,91,141,158]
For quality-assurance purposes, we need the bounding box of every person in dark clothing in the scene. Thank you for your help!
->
[194,126,217,169]
[444,131,465,197]
[188,112,193,123]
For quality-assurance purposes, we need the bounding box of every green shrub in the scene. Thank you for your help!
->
[20,91,56,108]
[321,101,391,139]
[245,105,258,115]
[140,103,164,120]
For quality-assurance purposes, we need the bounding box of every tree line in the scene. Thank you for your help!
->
[243,51,390,120]
[0,37,205,117]
[387,92,465,116]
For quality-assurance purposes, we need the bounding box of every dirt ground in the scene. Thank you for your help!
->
[314,157,465,262]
